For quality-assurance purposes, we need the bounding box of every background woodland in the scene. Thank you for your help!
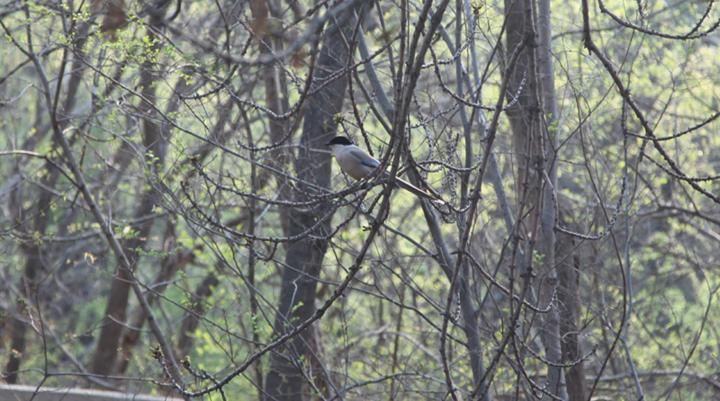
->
[1,0,720,400]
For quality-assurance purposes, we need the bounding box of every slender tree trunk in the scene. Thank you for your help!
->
[4,244,44,383]
[263,3,364,400]
[112,219,195,374]
[249,0,293,233]
[535,0,566,398]
[108,67,200,374]
[176,271,220,359]
[90,5,170,376]
[3,15,92,381]
[356,5,489,395]
[504,0,566,398]
[4,145,58,382]
[557,228,588,401]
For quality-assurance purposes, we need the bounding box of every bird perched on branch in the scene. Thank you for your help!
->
[326,136,446,205]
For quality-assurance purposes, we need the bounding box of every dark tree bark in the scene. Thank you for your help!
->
[504,0,566,398]
[89,6,171,377]
[262,3,364,400]
[4,244,45,383]
[112,220,195,374]
[3,15,93,382]
[176,271,220,359]
[249,0,293,234]
[110,93,235,373]
[557,229,588,401]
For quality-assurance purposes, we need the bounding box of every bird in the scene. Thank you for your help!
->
[326,136,446,205]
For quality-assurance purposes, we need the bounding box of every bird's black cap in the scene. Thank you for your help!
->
[326,136,353,146]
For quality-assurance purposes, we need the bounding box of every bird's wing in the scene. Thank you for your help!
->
[348,148,381,169]
[343,148,447,205]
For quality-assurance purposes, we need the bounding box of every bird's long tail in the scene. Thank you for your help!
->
[393,176,447,206]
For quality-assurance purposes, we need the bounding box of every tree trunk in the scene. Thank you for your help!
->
[262,3,364,400]
[504,0,566,398]
[112,219,195,374]
[557,229,588,401]
[3,15,92,381]
[176,271,220,359]
[249,0,293,233]
[89,5,170,377]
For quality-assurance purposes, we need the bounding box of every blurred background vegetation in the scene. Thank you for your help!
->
[1,0,719,400]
